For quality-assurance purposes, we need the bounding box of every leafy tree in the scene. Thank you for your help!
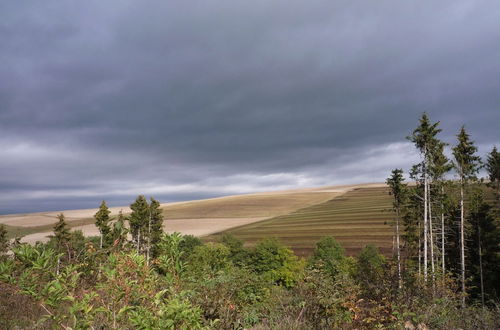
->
[220,233,248,266]
[188,243,231,275]
[249,238,305,288]
[110,210,128,249]
[386,169,407,288]
[149,197,164,260]
[94,200,111,249]
[356,245,386,298]
[452,126,481,307]
[178,235,203,261]
[309,236,347,278]
[129,195,150,254]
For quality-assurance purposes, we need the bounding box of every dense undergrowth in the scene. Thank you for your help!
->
[1,231,498,329]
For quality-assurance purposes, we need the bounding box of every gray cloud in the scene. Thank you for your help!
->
[1,1,499,214]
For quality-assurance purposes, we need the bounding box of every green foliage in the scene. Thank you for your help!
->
[356,245,386,298]
[309,236,347,278]
[453,126,482,183]
[157,232,186,282]
[249,238,305,288]
[129,195,150,252]
[94,200,111,248]
[149,197,164,258]
[52,213,71,252]
[110,210,128,249]
[220,233,248,266]
[187,242,231,275]
[178,234,202,260]
[0,224,8,257]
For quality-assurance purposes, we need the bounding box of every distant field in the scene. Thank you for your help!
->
[1,185,354,243]
[162,191,341,219]
[204,186,395,257]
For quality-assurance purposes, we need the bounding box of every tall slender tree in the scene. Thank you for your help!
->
[452,126,481,307]
[94,200,111,249]
[149,197,164,261]
[52,213,71,274]
[387,168,407,288]
[428,141,452,275]
[408,113,442,282]
[129,195,150,254]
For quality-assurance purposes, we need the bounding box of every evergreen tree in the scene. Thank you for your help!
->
[407,113,442,282]
[468,190,500,305]
[52,213,71,274]
[452,126,481,307]
[94,200,111,249]
[486,146,500,209]
[386,168,407,288]
[428,141,452,276]
[129,195,150,254]
[0,224,9,257]
[149,197,164,260]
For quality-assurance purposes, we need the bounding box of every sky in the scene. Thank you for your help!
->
[1,1,499,214]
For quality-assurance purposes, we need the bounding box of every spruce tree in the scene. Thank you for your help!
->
[0,224,9,257]
[52,213,71,274]
[129,195,150,254]
[485,146,500,210]
[94,200,111,249]
[386,168,407,288]
[149,197,164,260]
[452,126,481,307]
[429,141,452,276]
[408,113,442,282]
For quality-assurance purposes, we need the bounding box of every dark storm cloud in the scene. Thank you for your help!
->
[1,1,499,213]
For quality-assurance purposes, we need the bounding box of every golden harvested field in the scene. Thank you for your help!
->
[3,184,386,244]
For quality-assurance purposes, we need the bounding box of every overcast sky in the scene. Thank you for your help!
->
[1,1,499,214]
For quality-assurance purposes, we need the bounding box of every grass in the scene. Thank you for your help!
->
[204,186,395,257]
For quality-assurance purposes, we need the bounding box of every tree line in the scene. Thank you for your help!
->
[387,113,500,307]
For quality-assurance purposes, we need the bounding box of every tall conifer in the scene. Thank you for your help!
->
[452,126,481,307]
[408,113,442,282]
[94,200,111,249]
[387,168,407,288]
[129,195,149,254]
[149,197,164,260]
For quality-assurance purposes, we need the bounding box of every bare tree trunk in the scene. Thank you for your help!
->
[429,190,435,280]
[147,211,152,266]
[460,181,466,308]
[441,186,446,276]
[418,220,422,278]
[478,223,485,306]
[424,171,428,282]
[137,231,141,255]
[396,207,402,289]
[100,234,103,249]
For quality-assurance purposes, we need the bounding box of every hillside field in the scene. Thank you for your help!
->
[204,186,395,256]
